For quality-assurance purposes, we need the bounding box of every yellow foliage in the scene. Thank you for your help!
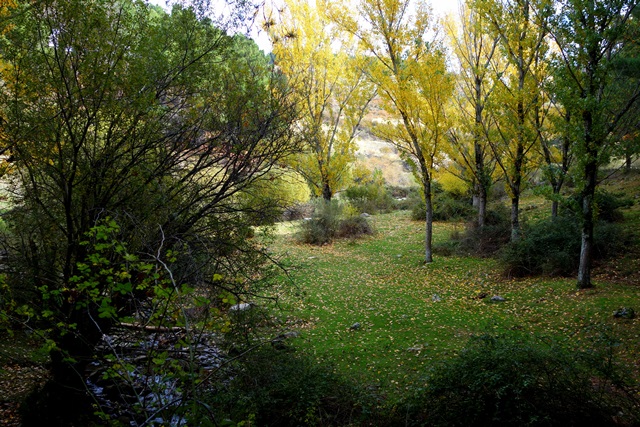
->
[266,0,376,199]
[434,169,468,194]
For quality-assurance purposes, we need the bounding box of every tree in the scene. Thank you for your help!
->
[327,0,453,263]
[475,0,551,241]
[0,0,298,399]
[446,0,501,227]
[267,0,376,200]
[549,0,640,288]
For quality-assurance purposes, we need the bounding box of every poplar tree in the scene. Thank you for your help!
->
[475,0,551,241]
[268,0,376,200]
[327,0,453,263]
[549,0,640,288]
[446,1,501,227]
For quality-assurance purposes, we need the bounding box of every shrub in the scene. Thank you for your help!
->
[298,200,373,245]
[434,203,511,257]
[392,186,421,211]
[500,215,627,277]
[411,182,475,222]
[337,215,374,239]
[343,183,395,214]
[298,200,342,245]
[281,202,314,221]
[562,190,634,223]
[405,332,638,427]
[208,347,366,427]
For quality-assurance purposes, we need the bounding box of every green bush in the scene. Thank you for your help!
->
[405,332,638,427]
[434,203,511,257]
[298,200,373,245]
[208,347,366,427]
[298,200,343,245]
[562,190,634,223]
[337,215,374,239]
[391,186,421,211]
[500,216,627,277]
[410,183,475,222]
[343,183,395,214]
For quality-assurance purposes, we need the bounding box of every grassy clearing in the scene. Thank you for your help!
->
[268,209,640,401]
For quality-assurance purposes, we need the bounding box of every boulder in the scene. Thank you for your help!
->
[613,307,635,319]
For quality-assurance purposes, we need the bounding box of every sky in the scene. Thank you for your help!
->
[148,0,460,52]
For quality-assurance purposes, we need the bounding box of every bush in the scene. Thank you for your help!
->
[281,202,314,221]
[410,182,475,222]
[392,186,421,211]
[562,190,634,223]
[434,203,511,257]
[298,200,343,245]
[298,200,373,245]
[208,347,366,427]
[500,215,627,277]
[337,215,374,239]
[343,183,395,214]
[405,332,638,427]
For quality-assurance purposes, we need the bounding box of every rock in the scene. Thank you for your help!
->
[229,302,252,312]
[432,294,442,302]
[349,322,361,330]
[360,212,371,218]
[473,292,488,300]
[278,331,299,339]
[613,307,636,319]
[490,295,506,302]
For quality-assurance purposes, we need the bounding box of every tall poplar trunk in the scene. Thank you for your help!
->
[474,77,488,228]
[424,179,433,263]
[577,143,597,288]
[576,89,598,288]
[510,195,520,241]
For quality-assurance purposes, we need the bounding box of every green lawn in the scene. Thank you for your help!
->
[268,209,640,399]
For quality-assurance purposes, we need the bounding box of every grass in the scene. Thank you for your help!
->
[267,208,640,403]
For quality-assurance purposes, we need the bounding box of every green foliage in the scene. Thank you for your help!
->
[434,203,511,256]
[563,190,635,223]
[406,332,638,427]
[344,167,396,214]
[298,200,373,245]
[411,182,475,222]
[298,200,344,245]
[343,183,395,214]
[209,346,366,427]
[337,215,374,239]
[500,192,630,277]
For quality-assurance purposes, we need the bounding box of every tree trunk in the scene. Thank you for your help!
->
[424,179,433,263]
[551,182,561,219]
[477,179,487,228]
[322,181,332,201]
[577,158,597,289]
[510,195,520,241]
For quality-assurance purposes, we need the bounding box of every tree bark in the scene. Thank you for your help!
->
[577,157,597,289]
[424,179,433,263]
[510,195,520,242]
[322,180,332,201]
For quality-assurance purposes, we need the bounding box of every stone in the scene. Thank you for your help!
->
[490,295,506,302]
[229,302,252,312]
[360,212,371,218]
[613,307,635,319]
